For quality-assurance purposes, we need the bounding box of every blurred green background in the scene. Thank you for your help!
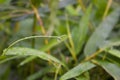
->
[0,0,120,80]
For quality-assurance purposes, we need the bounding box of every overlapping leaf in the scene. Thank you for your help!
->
[60,61,96,80]
[3,47,65,67]
[92,59,120,80]
[84,8,120,57]
[72,5,92,54]
[19,35,68,66]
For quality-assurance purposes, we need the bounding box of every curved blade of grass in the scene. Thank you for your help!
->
[92,59,120,80]
[1,35,67,66]
[0,56,20,64]
[84,8,120,57]
[4,35,67,53]
[75,72,90,80]
[40,35,68,51]
[3,47,66,67]
[60,61,96,80]
[19,35,68,66]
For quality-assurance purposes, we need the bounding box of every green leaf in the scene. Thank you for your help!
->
[3,47,65,67]
[84,8,120,57]
[26,66,55,80]
[40,35,68,51]
[106,49,120,58]
[19,35,68,66]
[72,5,92,54]
[19,56,35,66]
[92,59,120,80]
[60,61,96,80]
[75,72,90,80]
[66,5,78,16]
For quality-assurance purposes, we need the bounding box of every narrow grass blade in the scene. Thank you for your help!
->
[0,56,21,64]
[84,8,120,57]
[60,61,95,80]
[72,5,92,54]
[3,47,65,67]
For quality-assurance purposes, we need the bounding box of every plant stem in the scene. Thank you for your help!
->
[30,14,37,74]
[30,0,50,54]
[85,41,120,61]
[66,14,77,62]
[30,3,48,43]
[102,0,113,19]
[32,15,37,48]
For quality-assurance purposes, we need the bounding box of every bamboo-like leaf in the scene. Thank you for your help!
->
[75,72,90,80]
[92,59,120,80]
[60,61,95,80]
[84,8,120,57]
[30,0,41,7]
[72,5,92,54]
[19,35,68,66]
[1,35,67,66]
[3,47,65,67]
[106,49,120,58]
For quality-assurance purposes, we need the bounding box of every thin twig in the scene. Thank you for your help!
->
[85,41,120,61]
[66,14,77,61]
[30,1,48,45]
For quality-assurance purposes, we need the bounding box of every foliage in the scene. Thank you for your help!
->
[0,0,120,80]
